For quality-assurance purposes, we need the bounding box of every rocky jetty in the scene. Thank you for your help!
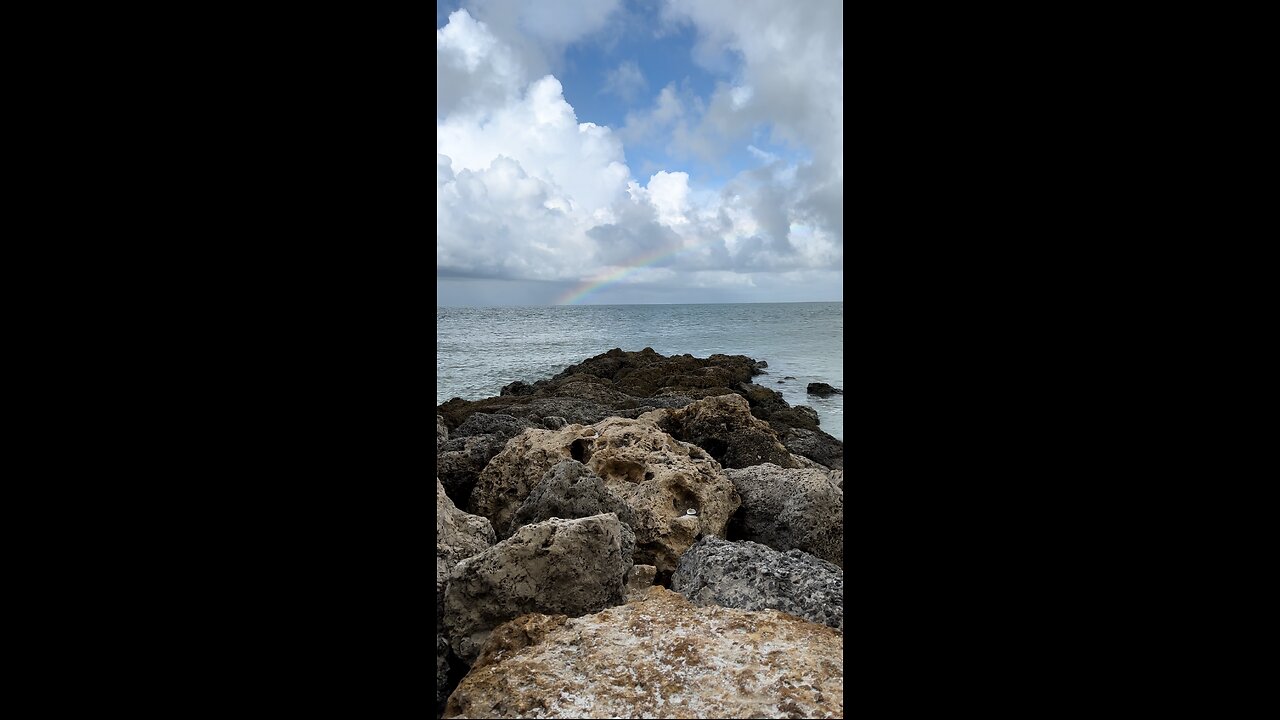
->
[438,348,842,470]
[443,586,843,719]
[435,349,844,718]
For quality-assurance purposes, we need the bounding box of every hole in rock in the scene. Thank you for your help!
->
[698,437,729,463]
[569,438,592,463]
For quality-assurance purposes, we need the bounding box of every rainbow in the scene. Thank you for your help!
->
[556,238,720,305]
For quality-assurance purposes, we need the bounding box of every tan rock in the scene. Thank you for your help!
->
[470,418,740,575]
[436,478,495,712]
[625,564,657,601]
[640,394,798,469]
[444,586,843,719]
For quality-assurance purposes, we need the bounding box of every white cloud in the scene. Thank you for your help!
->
[602,60,648,102]
[436,4,843,302]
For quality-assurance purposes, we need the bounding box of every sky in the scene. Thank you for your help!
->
[436,0,843,306]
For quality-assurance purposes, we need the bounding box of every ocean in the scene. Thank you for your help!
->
[436,302,843,441]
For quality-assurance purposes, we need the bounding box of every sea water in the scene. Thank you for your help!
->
[436,302,843,441]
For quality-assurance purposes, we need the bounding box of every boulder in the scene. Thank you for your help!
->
[510,460,637,533]
[436,478,495,713]
[671,537,843,630]
[542,416,567,430]
[782,427,844,470]
[443,586,843,719]
[452,412,535,440]
[725,463,843,567]
[437,434,511,508]
[500,380,535,396]
[436,414,448,455]
[642,394,798,470]
[443,513,634,663]
[830,469,843,490]
[471,418,740,575]
[806,382,843,396]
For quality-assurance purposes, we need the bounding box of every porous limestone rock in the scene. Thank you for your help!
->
[510,460,636,532]
[671,537,843,630]
[443,513,635,663]
[437,414,448,455]
[443,586,843,719]
[725,463,843,567]
[641,393,798,470]
[436,478,495,712]
[471,418,740,575]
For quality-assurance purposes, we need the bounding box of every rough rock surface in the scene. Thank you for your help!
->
[642,394,798,470]
[625,564,657,601]
[443,513,635,663]
[782,427,844,470]
[671,537,843,630]
[471,418,739,574]
[437,415,448,455]
[436,413,537,508]
[453,412,536,440]
[511,460,637,531]
[443,586,843,719]
[830,470,843,490]
[437,435,509,508]
[725,463,843,567]
[436,479,495,713]
[806,382,843,396]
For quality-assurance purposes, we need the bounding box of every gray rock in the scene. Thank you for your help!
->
[443,513,635,663]
[725,463,843,567]
[452,412,535,439]
[806,382,843,396]
[672,536,843,630]
[542,415,567,429]
[783,427,844,470]
[500,380,535,396]
[830,469,843,490]
[437,415,448,455]
[511,460,637,533]
[436,478,495,708]
[794,405,820,425]
[437,434,511,508]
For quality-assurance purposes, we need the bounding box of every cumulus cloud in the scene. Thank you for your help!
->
[436,4,843,300]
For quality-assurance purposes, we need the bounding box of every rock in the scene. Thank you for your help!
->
[510,460,637,532]
[725,463,843,567]
[783,376,796,380]
[542,415,566,429]
[581,417,739,575]
[830,469,843,490]
[472,418,740,575]
[437,414,448,454]
[437,434,510,508]
[500,380,535,396]
[642,394,798,470]
[442,513,635,663]
[794,405,819,425]
[754,360,768,369]
[436,478,495,712]
[806,382,843,396]
[782,427,844,470]
[452,412,535,439]
[625,564,657,601]
[739,382,791,421]
[789,452,823,469]
[671,537,843,630]
[443,586,843,719]
[776,380,785,384]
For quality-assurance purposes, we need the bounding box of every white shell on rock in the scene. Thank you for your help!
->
[686,508,697,516]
